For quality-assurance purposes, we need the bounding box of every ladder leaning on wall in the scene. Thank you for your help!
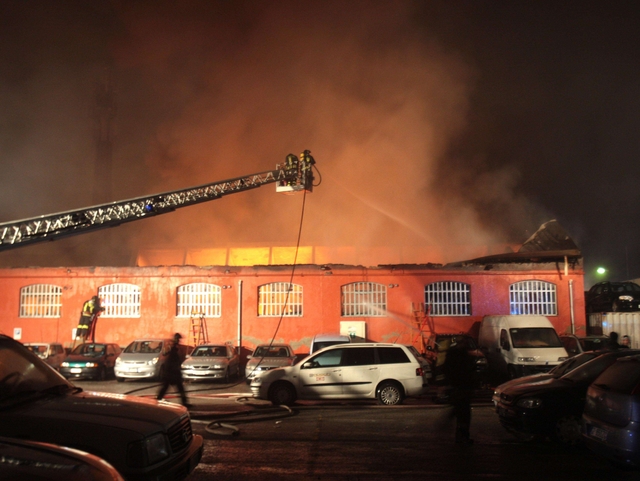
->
[411,303,433,353]
[189,312,209,346]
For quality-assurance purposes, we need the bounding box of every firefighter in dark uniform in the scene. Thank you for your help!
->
[442,337,476,444]
[157,333,191,408]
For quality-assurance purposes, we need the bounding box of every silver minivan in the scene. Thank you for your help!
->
[115,338,189,381]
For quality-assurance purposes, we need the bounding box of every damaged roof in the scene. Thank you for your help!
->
[447,220,581,267]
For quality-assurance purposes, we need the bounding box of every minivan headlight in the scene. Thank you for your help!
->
[147,357,159,366]
[61,361,69,367]
[115,357,122,365]
[619,295,633,301]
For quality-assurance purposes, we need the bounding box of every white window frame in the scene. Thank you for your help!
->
[341,282,387,317]
[509,280,557,316]
[258,282,303,317]
[98,283,141,318]
[425,281,471,316]
[19,284,62,318]
[177,283,222,318]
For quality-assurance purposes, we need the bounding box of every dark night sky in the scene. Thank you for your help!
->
[1,1,639,287]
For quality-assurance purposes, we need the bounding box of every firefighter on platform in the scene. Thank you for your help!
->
[75,296,104,343]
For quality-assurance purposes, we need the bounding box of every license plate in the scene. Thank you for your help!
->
[70,368,82,374]
[590,426,608,441]
[128,367,139,372]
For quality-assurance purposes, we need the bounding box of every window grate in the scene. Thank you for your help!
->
[341,282,386,317]
[510,280,557,316]
[177,283,221,317]
[19,284,62,318]
[258,283,303,317]
[98,283,141,318]
[425,281,471,316]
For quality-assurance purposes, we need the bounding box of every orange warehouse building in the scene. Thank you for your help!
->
[0,252,585,354]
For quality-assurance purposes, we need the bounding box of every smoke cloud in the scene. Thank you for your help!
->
[0,1,547,267]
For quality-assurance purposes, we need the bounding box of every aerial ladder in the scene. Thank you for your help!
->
[0,150,316,251]
[0,151,317,342]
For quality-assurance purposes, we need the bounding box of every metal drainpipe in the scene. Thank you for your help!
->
[237,280,243,350]
[569,279,575,334]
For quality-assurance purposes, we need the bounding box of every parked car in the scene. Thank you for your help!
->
[0,334,203,480]
[492,351,605,407]
[424,333,487,385]
[586,281,640,313]
[0,436,124,481]
[583,354,640,466]
[245,343,297,384]
[23,342,66,370]
[59,342,121,381]
[181,342,240,382]
[495,349,640,445]
[404,345,433,382]
[251,343,430,406]
[310,333,351,354]
[114,338,190,381]
[559,334,609,357]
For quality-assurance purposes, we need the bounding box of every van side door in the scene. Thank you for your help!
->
[299,348,345,398]
[339,347,378,397]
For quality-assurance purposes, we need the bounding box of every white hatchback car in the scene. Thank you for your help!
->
[250,343,429,406]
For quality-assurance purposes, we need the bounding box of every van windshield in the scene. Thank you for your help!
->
[509,328,563,348]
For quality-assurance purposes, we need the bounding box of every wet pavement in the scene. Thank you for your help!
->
[70,378,638,480]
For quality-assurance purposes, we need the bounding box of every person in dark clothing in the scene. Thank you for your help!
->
[606,331,623,350]
[157,333,190,408]
[442,337,476,444]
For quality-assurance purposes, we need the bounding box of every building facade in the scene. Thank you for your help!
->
[0,254,585,353]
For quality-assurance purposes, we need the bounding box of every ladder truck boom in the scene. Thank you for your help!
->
[0,150,315,252]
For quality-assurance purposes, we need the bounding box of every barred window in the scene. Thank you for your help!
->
[177,283,221,317]
[98,283,141,318]
[341,282,386,317]
[19,284,62,318]
[510,280,557,316]
[258,283,303,317]
[425,281,471,316]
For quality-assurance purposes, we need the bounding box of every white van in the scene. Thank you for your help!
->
[310,333,351,354]
[478,315,568,379]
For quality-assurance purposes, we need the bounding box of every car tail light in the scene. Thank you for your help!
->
[416,367,423,376]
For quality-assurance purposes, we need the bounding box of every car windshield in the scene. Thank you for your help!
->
[124,341,164,354]
[613,283,640,293]
[580,338,607,351]
[550,352,600,377]
[71,344,106,357]
[193,346,226,357]
[510,328,563,348]
[0,338,72,406]
[562,354,623,383]
[254,346,291,358]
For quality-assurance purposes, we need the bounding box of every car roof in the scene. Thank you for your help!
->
[318,342,404,350]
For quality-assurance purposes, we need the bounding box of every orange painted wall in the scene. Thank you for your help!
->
[0,264,585,353]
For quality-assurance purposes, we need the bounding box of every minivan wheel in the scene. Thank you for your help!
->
[269,382,296,406]
[376,381,404,406]
[554,414,582,446]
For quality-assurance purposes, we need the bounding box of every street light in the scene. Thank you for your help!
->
[596,267,607,275]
